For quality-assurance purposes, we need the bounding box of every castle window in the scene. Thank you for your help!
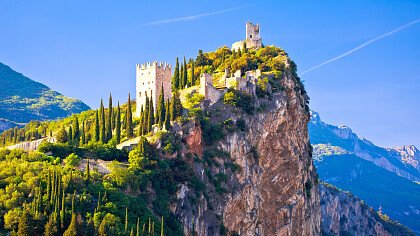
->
[250,35,253,38]
[139,92,141,97]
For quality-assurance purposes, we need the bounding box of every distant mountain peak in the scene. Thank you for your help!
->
[0,61,90,129]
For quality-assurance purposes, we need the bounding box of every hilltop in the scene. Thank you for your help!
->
[0,62,90,130]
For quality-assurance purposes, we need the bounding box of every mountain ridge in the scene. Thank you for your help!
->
[0,61,90,129]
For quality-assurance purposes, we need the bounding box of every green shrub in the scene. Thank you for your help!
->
[223,89,254,114]
[200,118,224,145]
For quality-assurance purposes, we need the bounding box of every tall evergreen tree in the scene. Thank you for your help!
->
[147,97,154,132]
[157,86,165,128]
[126,94,134,138]
[143,95,150,134]
[73,117,80,146]
[170,92,182,121]
[68,126,73,145]
[161,216,164,236]
[136,218,140,236]
[81,120,86,145]
[106,93,113,142]
[172,57,180,90]
[138,106,144,136]
[183,56,188,88]
[116,102,121,143]
[164,99,171,131]
[124,208,128,233]
[191,60,195,86]
[180,63,184,89]
[44,213,59,236]
[63,214,78,236]
[100,99,106,143]
[17,208,33,236]
[95,110,100,142]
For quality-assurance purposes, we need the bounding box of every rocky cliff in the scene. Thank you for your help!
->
[171,60,321,235]
[320,183,415,236]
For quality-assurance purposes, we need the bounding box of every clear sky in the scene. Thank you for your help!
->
[0,0,419,148]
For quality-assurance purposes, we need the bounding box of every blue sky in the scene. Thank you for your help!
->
[0,0,419,148]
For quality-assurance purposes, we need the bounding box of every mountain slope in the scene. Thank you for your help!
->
[316,153,420,234]
[309,111,420,181]
[320,183,415,236]
[0,62,90,127]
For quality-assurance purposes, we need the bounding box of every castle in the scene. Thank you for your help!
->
[231,21,262,51]
[135,22,263,115]
[135,61,172,117]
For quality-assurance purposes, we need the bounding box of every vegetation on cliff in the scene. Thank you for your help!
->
[0,44,311,235]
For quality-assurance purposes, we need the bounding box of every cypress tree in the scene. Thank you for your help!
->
[68,126,73,145]
[136,218,140,236]
[170,92,182,121]
[86,217,95,236]
[95,110,100,142]
[63,214,78,236]
[130,228,134,236]
[143,95,150,133]
[164,99,171,131]
[106,93,113,142]
[180,63,184,89]
[238,47,242,57]
[100,99,106,143]
[161,216,164,236]
[81,120,86,145]
[126,94,134,138]
[147,97,154,132]
[124,207,128,233]
[60,190,65,229]
[172,57,180,90]
[183,56,188,88]
[116,102,121,143]
[191,60,195,86]
[73,117,80,146]
[157,86,165,128]
[17,208,32,236]
[44,213,59,236]
[138,106,144,136]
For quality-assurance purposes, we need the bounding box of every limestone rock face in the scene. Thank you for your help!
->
[319,183,415,236]
[173,63,321,235]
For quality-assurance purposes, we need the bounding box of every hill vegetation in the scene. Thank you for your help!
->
[0,45,295,235]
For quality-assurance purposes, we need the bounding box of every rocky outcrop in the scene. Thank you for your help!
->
[390,145,420,172]
[320,183,415,236]
[172,61,321,235]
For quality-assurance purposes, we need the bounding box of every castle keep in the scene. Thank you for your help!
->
[135,61,172,117]
[231,21,262,51]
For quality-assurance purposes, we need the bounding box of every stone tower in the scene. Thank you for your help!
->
[135,61,172,117]
[245,21,262,49]
[232,21,263,51]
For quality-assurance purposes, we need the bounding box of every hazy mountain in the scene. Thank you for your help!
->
[309,111,420,234]
[0,62,90,131]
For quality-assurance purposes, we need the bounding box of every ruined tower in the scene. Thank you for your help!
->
[232,21,262,51]
[135,61,172,117]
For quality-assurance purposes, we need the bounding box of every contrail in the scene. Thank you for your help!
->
[142,4,256,26]
[299,18,420,76]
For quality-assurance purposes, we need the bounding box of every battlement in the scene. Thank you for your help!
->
[136,61,172,70]
[232,21,262,51]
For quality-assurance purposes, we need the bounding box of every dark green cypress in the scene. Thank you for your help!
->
[147,97,154,132]
[100,99,106,143]
[95,110,100,142]
[172,57,180,90]
[183,56,188,88]
[73,117,80,146]
[191,60,195,86]
[81,120,86,145]
[106,93,113,142]
[138,106,144,136]
[164,99,171,131]
[143,95,150,133]
[180,63,184,89]
[157,86,165,128]
[170,92,182,121]
[126,93,134,138]
[116,102,121,143]
[17,208,33,236]
[68,126,73,145]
